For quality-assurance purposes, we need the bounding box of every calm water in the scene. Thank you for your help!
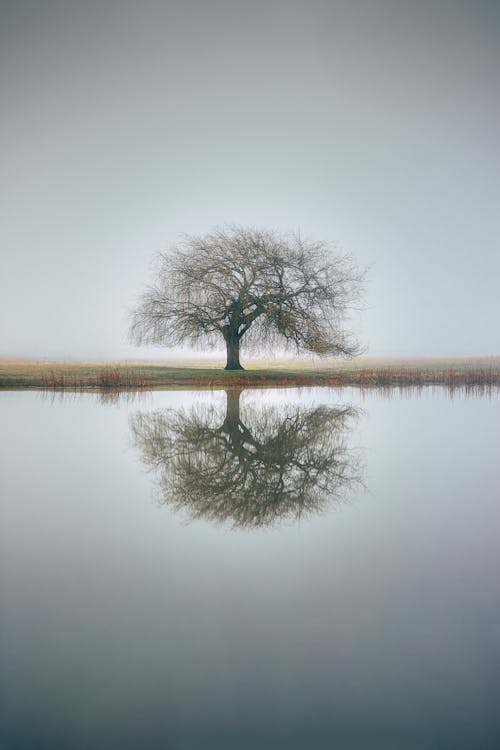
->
[1,388,500,749]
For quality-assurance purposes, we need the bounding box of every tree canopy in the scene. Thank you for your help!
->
[129,226,364,369]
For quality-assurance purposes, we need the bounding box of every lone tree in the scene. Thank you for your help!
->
[129,226,364,370]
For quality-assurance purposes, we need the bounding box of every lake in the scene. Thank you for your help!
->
[1,388,499,749]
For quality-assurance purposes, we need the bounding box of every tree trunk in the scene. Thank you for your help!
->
[224,389,242,425]
[224,335,243,370]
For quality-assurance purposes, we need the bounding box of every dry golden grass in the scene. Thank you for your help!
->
[1,356,500,393]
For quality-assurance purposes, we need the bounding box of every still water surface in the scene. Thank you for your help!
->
[1,388,500,749]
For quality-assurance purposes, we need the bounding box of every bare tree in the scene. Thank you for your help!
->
[129,226,364,370]
[130,390,363,529]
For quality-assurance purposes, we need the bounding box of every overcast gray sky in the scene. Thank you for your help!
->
[1,0,498,359]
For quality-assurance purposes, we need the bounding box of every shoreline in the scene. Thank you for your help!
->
[1,357,500,392]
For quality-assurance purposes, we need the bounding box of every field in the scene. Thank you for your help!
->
[1,356,500,393]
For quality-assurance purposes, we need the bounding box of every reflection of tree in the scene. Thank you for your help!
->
[131,390,362,529]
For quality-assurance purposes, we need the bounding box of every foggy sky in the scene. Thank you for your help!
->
[1,0,499,359]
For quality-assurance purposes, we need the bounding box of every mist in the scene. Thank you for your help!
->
[1,0,498,359]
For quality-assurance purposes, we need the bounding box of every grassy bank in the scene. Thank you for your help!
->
[1,356,500,392]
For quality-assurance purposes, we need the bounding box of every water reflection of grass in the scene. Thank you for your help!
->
[1,356,500,393]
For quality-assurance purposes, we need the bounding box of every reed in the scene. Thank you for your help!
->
[1,358,500,393]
